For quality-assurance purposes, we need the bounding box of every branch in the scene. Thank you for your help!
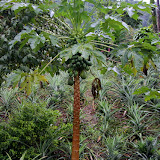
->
[91,42,115,49]
[91,40,118,47]
[39,52,61,74]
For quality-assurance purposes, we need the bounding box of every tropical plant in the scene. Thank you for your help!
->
[35,139,56,160]
[102,135,126,160]
[152,104,160,118]
[6,151,27,160]
[97,100,117,122]
[59,135,92,160]
[0,0,152,159]
[0,5,61,85]
[6,151,46,160]
[110,76,143,106]
[0,87,18,112]
[134,136,160,159]
[127,104,150,134]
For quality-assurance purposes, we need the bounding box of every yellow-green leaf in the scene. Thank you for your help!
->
[26,80,31,96]
[19,77,27,91]
[132,67,137,76]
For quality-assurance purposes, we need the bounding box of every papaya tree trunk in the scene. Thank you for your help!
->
[71,73,80,160]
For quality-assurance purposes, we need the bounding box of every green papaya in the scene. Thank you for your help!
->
[87,61,92,66]
[86,66,90,71]
[68,77,74,85]
[76,62,80,66]
[69,71,73,76]
[83,63,86,68]
[80,71,87,79]
[74,71,78,76]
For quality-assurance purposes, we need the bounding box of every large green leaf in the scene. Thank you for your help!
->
[11,3,29,14]
[134,86,160,101]
[6,69,48,96]
[105,15,129,31]
[9,27,33,49]
[91,50,106,65]
[49,35,58,46]
[28,34,45,50]
[60,48,72,61]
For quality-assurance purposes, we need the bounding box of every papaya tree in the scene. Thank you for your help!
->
[0,0,152,159]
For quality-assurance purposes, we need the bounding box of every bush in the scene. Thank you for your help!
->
[0,102,72,159]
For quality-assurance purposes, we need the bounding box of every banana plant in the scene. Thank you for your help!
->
[0,0,151,159]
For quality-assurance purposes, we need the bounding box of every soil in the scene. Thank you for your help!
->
[81,90,98,125]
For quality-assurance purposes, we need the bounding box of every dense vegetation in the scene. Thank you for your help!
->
[0,0,160,159]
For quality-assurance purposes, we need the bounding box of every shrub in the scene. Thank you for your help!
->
[0,102,72,159]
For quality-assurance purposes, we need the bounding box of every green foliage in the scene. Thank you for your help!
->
[45,72,73,103]
[5,69,48,96]
[132,69,160,102]
[127,104,150,134]
[98,100,117,122]
[110,76,143,106]
[59,135,93,160]
[134,136,160,159]
[102,135,126,160]
[0,3,62,84]
[0,0,153,96]
[0,102,72,159]
[134,86,160,101]
[131,27,160,75]
[0,87,18,112]
[112,26,160,77]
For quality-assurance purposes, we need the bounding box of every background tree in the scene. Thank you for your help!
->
[157,0,160,33]
[0,1,62,85]
[150,0,157,32]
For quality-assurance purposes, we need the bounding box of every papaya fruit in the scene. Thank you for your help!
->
[86,66,90,71]
[68,77,74,85]
[80,71,87,79]
[74,71,78,76]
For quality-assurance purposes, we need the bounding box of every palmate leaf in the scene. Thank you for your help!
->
[60,42,106,67]
[6,70,48,96]
[9,27,33,49]
[1,1,42,14]
[28,33,46,50]
[9,26,59,51]
[60,43,93,61]
[133,86,160,101]
[49,35,58,46]
[60,48,72,61]
[91,50,106,66]
[105,15,129,31]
